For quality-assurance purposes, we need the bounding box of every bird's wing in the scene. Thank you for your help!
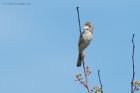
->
[78,32,85,52]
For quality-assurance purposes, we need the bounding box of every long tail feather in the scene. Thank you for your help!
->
[77,52,82,67]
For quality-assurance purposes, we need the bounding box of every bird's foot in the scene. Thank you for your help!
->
[81,51,85,60]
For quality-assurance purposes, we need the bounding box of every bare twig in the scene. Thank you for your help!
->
[76,7,82,34]
[76,7,90,93]
[84,64,90,93]
[83,59,87,84]
[131,33,135,93]
[98,70,103,93]
[76,6,86,84]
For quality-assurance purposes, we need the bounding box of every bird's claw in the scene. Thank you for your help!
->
[81,51,85,60]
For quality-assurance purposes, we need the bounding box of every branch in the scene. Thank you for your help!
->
[98,70,103,93]
[76,7,90,93]
[76,7,82,34]
[131,33,135,93]
[76,6,86,83]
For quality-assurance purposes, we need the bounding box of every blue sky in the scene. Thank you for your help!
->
[0,0,140,93]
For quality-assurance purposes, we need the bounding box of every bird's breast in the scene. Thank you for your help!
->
[82,30,92,41]
[80,30,92,50]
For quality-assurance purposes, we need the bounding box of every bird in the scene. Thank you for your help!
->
[77,22,93,67]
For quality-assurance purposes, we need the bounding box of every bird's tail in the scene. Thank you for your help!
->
[77,52,82,67]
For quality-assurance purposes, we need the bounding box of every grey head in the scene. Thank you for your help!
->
[84,22,93,33]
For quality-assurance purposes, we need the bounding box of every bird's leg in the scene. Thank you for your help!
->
[81,51,85,60]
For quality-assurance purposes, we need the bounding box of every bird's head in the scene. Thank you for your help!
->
[84,22,93,32]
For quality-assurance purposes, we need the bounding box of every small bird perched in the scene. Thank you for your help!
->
[77,22,93,67]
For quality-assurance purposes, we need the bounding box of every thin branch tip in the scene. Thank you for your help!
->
[76,7,82,34]
[98,69,103,93]
[131,33,136,93]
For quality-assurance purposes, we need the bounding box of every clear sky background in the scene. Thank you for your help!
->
[0,0,140,93]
